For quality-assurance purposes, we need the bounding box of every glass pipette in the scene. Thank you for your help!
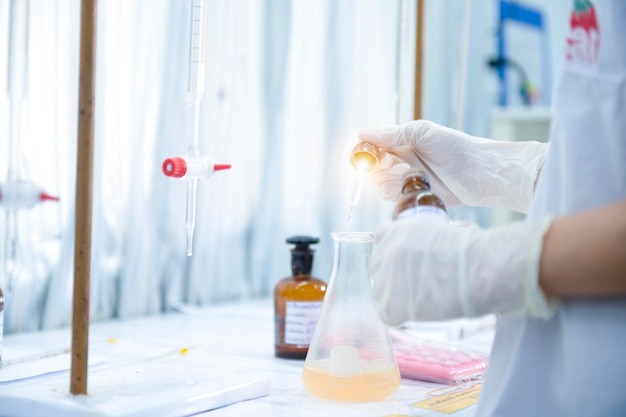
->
[348,142,381,220]
[5,0,29,293]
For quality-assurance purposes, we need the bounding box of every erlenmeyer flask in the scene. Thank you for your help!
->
[302,232,401,402]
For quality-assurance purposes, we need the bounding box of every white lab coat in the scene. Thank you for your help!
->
[477,1,626,415]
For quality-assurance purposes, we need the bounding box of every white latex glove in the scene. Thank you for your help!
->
[371,213,557,324]
[358,120,548,213]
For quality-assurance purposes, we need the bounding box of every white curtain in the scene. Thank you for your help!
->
[0,0,404,332]
[3,0,559,333]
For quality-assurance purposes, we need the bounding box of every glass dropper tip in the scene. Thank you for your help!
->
[348,204,356,221]
[347,172,365,221]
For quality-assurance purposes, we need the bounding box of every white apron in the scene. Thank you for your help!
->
[477,1,626,416]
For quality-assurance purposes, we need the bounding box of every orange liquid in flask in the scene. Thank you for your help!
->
[302,360,401,402]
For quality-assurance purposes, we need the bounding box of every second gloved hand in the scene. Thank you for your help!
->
[359,120,548,213]
[371,213,557,324]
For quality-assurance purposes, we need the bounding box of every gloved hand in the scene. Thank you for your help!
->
[371,213,557,324]
[358,120,548,213]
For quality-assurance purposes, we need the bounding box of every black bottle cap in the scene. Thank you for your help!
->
[286,236,319,275]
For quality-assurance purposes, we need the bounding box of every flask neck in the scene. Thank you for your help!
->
[329,233,373,292]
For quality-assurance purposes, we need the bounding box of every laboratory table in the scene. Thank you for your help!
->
[0,298,495,417]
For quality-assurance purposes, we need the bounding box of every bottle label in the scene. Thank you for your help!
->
[397,205,448,221]
[285,301,323,345]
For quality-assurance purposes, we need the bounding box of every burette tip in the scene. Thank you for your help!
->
[39,192,60,202]
[214,163,231,172]
[186,237,193,257]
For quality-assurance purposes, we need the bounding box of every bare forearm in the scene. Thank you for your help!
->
[539,200,626,298]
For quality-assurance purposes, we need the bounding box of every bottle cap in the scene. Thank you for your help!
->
[286,236,320,248]
[286,236,320,275]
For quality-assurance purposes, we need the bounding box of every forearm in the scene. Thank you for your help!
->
[539,200,626,298]
[469,140,548,213]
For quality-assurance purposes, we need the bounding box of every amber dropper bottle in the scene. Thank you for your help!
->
[393,169,447,220]
[274,236,326,359]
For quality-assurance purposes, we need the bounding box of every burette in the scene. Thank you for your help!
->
[162,0,231,256]
[3,0,59,293]
[187,0,207,161]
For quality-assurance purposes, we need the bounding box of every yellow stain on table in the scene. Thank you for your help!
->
[411,383,482,414]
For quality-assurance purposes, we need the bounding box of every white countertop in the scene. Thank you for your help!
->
[0,298,495,417]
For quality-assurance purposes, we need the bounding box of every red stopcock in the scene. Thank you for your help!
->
[0,180,60,209]
[162,156,231,180]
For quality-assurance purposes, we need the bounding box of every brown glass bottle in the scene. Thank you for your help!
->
[274,236,326,359]
[393,169,447,220]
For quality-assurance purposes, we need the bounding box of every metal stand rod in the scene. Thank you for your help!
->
[70,0,97,396]
[413,0,425,121]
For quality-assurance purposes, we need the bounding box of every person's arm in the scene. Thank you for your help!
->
[370,199,626,324]
[540,199,626,298]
